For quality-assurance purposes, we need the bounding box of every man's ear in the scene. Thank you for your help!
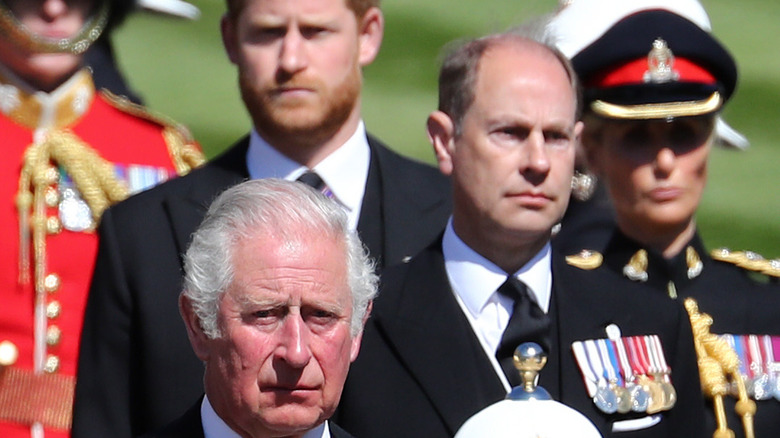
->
[349,301,374,362]
[180,294,212,361]
[357,7,384,67]
[221,13,239,65]
[426,111,456,176]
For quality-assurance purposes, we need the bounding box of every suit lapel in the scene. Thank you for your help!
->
[373,244,506,434]
[328,421,356,438]
[154,396,206,438]
[356,142,384,267]
[363,136,452,268]
[163,137,250,261]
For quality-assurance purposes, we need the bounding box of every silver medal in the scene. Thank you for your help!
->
[59,188,94,231]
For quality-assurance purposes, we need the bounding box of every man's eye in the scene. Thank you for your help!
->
[493,127,529,142]
[304,309,339,327]
[249,27,285,43]
[249,308,284,324]
[545,131,570,144]
[300,27,328,39]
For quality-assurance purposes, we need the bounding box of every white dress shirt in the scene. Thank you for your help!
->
[246,121,370,230]
[442,219,553,391]
[201,395,331,438]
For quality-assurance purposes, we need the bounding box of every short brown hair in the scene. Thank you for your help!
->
[437,31,581,136]
[225,0,380,20]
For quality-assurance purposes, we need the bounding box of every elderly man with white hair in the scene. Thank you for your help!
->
[142,179,377,438]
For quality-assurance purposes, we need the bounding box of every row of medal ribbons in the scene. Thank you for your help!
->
[721,334,780,401]
[58,163,172,232]
[572,335,676,415]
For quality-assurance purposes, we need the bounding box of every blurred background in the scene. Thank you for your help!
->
[111,0,779,256]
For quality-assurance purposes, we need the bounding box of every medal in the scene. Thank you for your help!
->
[725,334,750,397]
[59,187,94,232]
[572,341,599,398]
[584,340,618,414]
[621,336,650,413]
[764,335,780,401]
[602,339,632,414]
[615,337,649,412]
[629,336,665,414]
[747,335,771,400]
[647,335,676,410]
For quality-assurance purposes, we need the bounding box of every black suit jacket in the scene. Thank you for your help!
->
[334,240,707,438]
[72,135,452,438]
[140,397,355,438]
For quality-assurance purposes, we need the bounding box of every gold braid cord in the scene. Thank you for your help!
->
[16,130,129,285]
[685,298,756,438]
[101,90,205,175]
[163,127,206,175]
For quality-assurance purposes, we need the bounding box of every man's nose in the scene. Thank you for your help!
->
[523,131,552,176]
[278,28,308,75]
[275,313,312,368]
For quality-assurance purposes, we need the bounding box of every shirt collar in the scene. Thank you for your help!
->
[442,218,552,315]
[201,395,331,438]
[246,121,370,229]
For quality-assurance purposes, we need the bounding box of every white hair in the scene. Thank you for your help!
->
[182,179,378,339]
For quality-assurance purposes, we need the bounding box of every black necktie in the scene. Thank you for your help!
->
[296,171,327,192]
[494,276,551,386]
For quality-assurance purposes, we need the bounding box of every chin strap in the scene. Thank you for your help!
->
[0,1,110,54]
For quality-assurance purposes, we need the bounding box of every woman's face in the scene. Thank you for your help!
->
[586,115,716,236]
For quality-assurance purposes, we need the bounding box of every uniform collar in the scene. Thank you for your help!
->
[0,65,94,130]
[603,229,706,295]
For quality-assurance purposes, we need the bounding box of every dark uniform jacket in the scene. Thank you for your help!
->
[71,135,452,438]
[598,230,780,438]
[334,238,707,438]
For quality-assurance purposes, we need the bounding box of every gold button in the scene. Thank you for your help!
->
[46,326,62,346]
[45,187,60,207]
[44,274,60,293]
[44,355,60,373]
[45,167,60,185]
[0,341,18,366]
[46,301,61,319]
[46,216,62,235]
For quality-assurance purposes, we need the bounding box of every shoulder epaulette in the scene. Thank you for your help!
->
[566,250,603,270]
[711,248,780,278]
[100,90,205,175]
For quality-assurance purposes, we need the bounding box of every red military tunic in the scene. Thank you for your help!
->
[0,68,204,438]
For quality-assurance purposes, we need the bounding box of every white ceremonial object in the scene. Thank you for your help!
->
[455,398,602,438]
[138,0,201,19]
[455,343,602,438]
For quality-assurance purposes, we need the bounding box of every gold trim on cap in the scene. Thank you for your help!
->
[591,92,722,120]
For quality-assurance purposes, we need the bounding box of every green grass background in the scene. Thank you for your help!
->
[111,0,779,257]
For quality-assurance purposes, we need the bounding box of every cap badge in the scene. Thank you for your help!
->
[644,39,680,84]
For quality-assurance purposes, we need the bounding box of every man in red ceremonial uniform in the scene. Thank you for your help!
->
[0,1,204,437]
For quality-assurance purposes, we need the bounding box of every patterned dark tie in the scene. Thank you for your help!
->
[296,171,326,190]
[494,276,551,387]
[296,171,332,197]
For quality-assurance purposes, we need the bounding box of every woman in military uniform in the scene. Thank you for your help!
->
[547,2,780,437]
[0,1,204,437]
